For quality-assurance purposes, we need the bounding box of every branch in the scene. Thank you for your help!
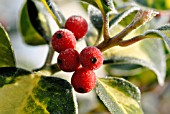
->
[117,35,146,46]
[96,10,158,52]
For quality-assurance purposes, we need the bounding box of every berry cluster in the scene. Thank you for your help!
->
[51,15,103,93]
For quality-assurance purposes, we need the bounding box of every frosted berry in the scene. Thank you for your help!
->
[80,46,103,70]
[71,67,96,93]
[65,15,88,40]
[51,29,76,53]
[57,48,80,72]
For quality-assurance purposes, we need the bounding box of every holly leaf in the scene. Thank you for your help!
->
[110,7,140,28]
[0,67,77,114]
[88,5,103,32]
[40,0,65,27]
[19,0,51,45]
[94,0,118,14]
[80,0,117,14]
[96,77,143,114]
[104,64,143,76]
[0,25,15,67]
[142,24,170,50]
[80,0,98,7]
[133,0,170,10]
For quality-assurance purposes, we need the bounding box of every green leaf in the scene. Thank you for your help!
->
[104,64,143,76]
[40,0,65,27]
[95,0,118,14]
[142,24,170,50]
[96,77,143,114]
[0,67,77,114]
[110,7,140,28]
[80,0,117,14]
[0,25,15,67]
[88,5,103,32]
[133,0,170,10]
[104,25,166,85]
[19,0,51,45]
[80,0,98,8]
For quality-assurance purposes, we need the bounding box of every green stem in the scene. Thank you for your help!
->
[43,44,54,67]
[33,44,60,75]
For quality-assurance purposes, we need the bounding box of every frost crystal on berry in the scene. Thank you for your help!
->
[71,67,96,93]
[80,46,103,70]
[57,48,80,72]
[65,15,88,40]
[51,29,76,53]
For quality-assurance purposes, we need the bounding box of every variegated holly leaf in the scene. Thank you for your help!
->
[88,5,103,32]
[134,0,170,10]
[0,25,15,67]
[96,77,143,114]
[40,0,65,27]
[143,24,170,50]
[0,67,77,114]
[94,0,118,14]
[110,7,140,28]
[19,0,51,45]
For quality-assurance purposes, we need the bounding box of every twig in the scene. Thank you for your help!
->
[103,13,110,40]
[97,10,157,52]
[117,35,146,46]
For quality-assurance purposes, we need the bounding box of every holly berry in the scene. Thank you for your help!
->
[57,48,80,72]
[80,46,103,70]
[65,15,88,40]
[51,29,76,53]
[155,12,161,19]
[71,67,96,93]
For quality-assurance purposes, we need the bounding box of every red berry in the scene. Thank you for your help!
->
[155,12,161,19]
[71,67,96,93]
[65,15,88,40]
[57,48,80,72]
[51,29,76,53]
[80,46,103,70]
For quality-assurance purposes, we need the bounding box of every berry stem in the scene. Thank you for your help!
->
[33,44,60,74]
[44,44,54,67]
[34,64,60,76]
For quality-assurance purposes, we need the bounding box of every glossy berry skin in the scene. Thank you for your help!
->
[80,46,103,70]
[51,29,76,53]
[57,48,80,72]
[71,67,96,93]
[65,15,88,40]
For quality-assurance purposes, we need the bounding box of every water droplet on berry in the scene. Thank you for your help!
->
[56,33,62,39]
[91,57,97,64]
